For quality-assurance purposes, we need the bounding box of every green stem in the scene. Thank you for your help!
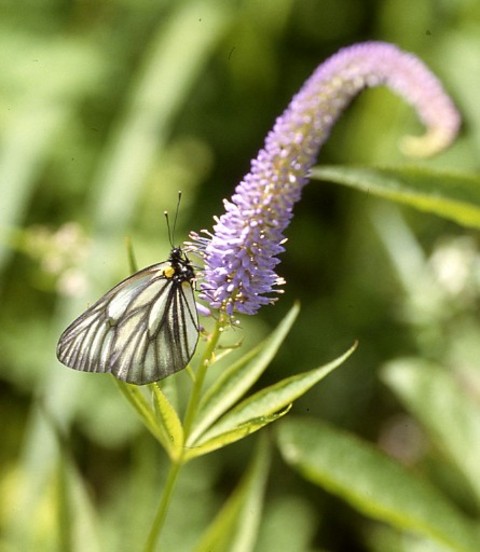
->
[182,317,223,437]
[143,317,224,551]
[143,460,182,552]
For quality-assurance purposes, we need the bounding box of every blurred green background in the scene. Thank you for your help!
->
[1,0,479,550]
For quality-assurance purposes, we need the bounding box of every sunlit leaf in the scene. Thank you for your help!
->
[192,343,356,447]
[382,358,480,504]
[278,418,480,552]
[188,303,300,444]
[152,383,184,460]
[311,165,480,229]
[116,381,171,454]
[185,407,290,460]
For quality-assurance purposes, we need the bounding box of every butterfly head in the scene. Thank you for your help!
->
[167,246,195,283]
[169,247,184,263]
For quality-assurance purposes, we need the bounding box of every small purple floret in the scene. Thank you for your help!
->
[191,41,461,315]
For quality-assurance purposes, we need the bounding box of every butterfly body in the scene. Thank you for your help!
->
[57,247,198,385]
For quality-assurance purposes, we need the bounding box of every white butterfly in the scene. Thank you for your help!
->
[57,247,199,385]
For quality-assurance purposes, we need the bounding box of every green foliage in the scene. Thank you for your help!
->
[194,436,271,552]
[187,342,355,459]
[116,304,354,463]
[2,0,480,551]
[277,418,480,552]
[115,305,353,549]
[189,303,302,444]
[312,165,480,229]
[382,359,480,505]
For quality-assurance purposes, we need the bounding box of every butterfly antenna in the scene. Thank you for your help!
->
[164,191,183,248]
[164,210,173,248]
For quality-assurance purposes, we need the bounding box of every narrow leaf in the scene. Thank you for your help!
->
[278,418,480,552]
[151,383,184,460]
[55,431,102,552]
[184,407,290,461]
[194,436,271,552]
[116,381,171,453]
[188,303,300,444]
[193,343,356,446]
[312,165,480,229]
[60,457,102,552]
[382,358,480,504]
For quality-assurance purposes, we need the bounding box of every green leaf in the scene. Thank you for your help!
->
[187,303,300,444]
[311,165,480,229]
[192,343,356,447]
[277,418,480,552]
[151,383,184,461]
[115,381,171,455]
[194,436,271,552]
[254,496,318,552]
[57,455,102,552]
[381,358,480,504]
[184,407,290,461]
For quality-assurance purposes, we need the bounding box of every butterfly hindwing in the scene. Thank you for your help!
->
[57,250,199,385]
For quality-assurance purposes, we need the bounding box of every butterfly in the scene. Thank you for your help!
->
[56,246,199,385]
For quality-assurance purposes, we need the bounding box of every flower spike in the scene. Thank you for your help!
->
[191,41,461,315]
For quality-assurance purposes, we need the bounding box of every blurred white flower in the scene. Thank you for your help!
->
[429,237,478,298]
[24,222,90,296]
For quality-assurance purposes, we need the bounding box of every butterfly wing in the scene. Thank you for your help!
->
[56,262,199,385]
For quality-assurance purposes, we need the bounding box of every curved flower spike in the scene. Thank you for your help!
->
[191,41,461,316]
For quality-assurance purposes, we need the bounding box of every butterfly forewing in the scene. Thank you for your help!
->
[57,251,199,385]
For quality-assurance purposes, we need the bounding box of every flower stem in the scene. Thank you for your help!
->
[183,317,223,437]
[143,317,224,551]
[143,460,182,552]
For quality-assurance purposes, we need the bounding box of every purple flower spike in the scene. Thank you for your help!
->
[192,41,461,315]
